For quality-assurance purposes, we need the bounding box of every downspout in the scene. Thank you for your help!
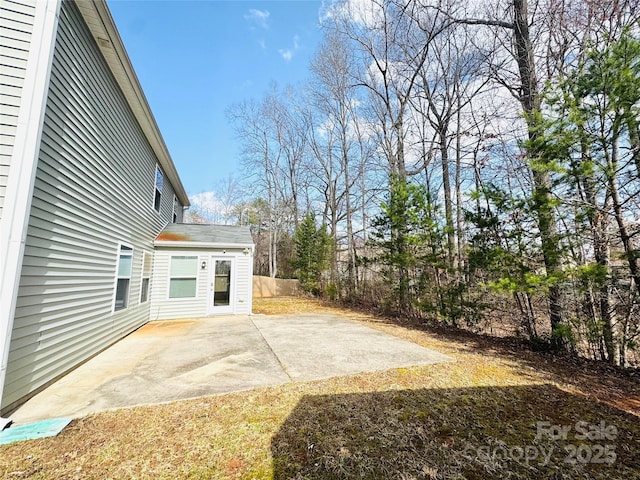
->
[0,0,61,413]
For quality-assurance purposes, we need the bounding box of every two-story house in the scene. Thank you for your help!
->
[0,0,253,415]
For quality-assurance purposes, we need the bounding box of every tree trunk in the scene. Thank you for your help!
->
[439,127,455,269]
[513,0,565,346]
[270,223,278,278]
[455,105,465,274]
[581,136,616,363]
[457,0,567,345]
[393,115,411,312]
[343,149,357,297]
[329,181,338,289]
[609,162,640,298]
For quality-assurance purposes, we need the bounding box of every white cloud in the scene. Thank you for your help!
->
[321,0,384,29]
[244,9,270,29]
[279,49,293,61]
[185,191,222,223]
[189,191,220,209]
[278,35,300,62]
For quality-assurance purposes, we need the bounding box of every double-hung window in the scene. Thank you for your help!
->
[172,195,178,223]
[114,244,133,311]
[140,252,152,303]
[169,256,197,298]
[153,165,163,212]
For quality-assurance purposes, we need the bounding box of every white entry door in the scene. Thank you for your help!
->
[209,257,234,314]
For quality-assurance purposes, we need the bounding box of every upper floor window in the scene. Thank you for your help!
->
[172,195,178,223]
[114,244,133,311]
[154,165,163,212]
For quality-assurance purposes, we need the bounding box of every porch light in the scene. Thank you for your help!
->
[201,260,207,270]
[243,248,250,255]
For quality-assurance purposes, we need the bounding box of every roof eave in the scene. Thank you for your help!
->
[154,241,255,249]
[76,0,190,207]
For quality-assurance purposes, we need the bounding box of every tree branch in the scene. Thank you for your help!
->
[455,18,514,30]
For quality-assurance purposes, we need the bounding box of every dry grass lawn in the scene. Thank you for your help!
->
[1,297,638,479]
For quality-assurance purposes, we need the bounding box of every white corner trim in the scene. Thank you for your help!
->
[0,0,61,411]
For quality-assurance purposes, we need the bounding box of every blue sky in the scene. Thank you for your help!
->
[107,0,325,196]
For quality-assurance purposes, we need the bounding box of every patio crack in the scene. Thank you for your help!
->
[249,316,293,381]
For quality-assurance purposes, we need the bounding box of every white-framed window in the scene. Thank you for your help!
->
[140,252,152,303]
[114,243,133,311]
[172,195,178,223]
[169,256,198,298]
[153,164,163,212]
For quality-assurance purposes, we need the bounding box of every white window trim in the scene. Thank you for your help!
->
[167,255,199,300]
[113,242,134,312]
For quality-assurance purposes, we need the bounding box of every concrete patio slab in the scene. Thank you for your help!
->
[8,313,452,425]
[253,314,451,381]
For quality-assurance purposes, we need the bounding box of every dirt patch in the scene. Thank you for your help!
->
[136,320,196,337]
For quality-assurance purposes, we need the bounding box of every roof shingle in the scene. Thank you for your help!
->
[155,224,253,245]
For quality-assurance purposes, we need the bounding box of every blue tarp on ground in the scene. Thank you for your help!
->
[0,417,72,445]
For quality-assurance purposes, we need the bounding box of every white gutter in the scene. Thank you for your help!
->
[154,241,255,250]
[0,0,61,412]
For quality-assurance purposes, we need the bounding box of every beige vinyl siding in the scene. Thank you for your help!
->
[2,0,180,409]
[151,247,254,320]
[151,249,209,320]
[0,0,36,218]
[234,252,253,315]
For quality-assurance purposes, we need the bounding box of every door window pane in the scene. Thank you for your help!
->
[213,260,231,306]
